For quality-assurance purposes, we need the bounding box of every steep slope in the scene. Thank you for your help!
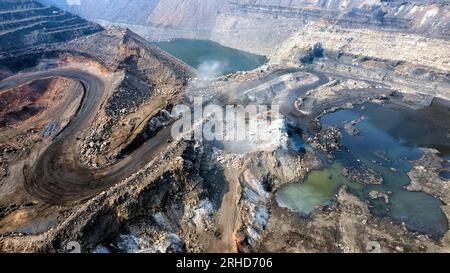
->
[147,0,230,30]
[1,0,449,255]
[0,0,103,56]
[38,0,450,58]
[0,0,199,252]
[39,0,160,25]
[211,0,449,54]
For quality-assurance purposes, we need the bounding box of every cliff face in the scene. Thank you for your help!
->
[39,0,229,30]
[231,0,449,36]
[37,0,449,57]
[39,0,160,25]
[147,0,230,30]
[40,0,449,39]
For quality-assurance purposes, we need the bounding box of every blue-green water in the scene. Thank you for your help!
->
[277,103,450,239]
[277,162,363,215]
[440,171,450,180]
[152,39,267,77]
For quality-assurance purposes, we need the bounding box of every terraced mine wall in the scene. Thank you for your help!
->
[0,1,200,253]
[41,0,449,56]
[314,51,450,101]
[0,0,102,57]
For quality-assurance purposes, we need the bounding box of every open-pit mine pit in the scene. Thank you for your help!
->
[0,0,449,254]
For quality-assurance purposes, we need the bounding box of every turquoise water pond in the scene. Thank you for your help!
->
[277,103,450,239]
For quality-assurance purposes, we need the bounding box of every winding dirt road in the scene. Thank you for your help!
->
[212,68,329,252]
[0,66,329,207]
[1,68,172,205]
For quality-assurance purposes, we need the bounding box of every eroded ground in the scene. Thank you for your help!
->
[0,19,449,254]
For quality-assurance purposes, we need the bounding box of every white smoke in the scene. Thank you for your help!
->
[196,60,226,79]
[66,0,81,6]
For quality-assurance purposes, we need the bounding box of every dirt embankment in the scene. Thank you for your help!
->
[0,78,74,128]
[52,28,196,170]
[0,27,199,252]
